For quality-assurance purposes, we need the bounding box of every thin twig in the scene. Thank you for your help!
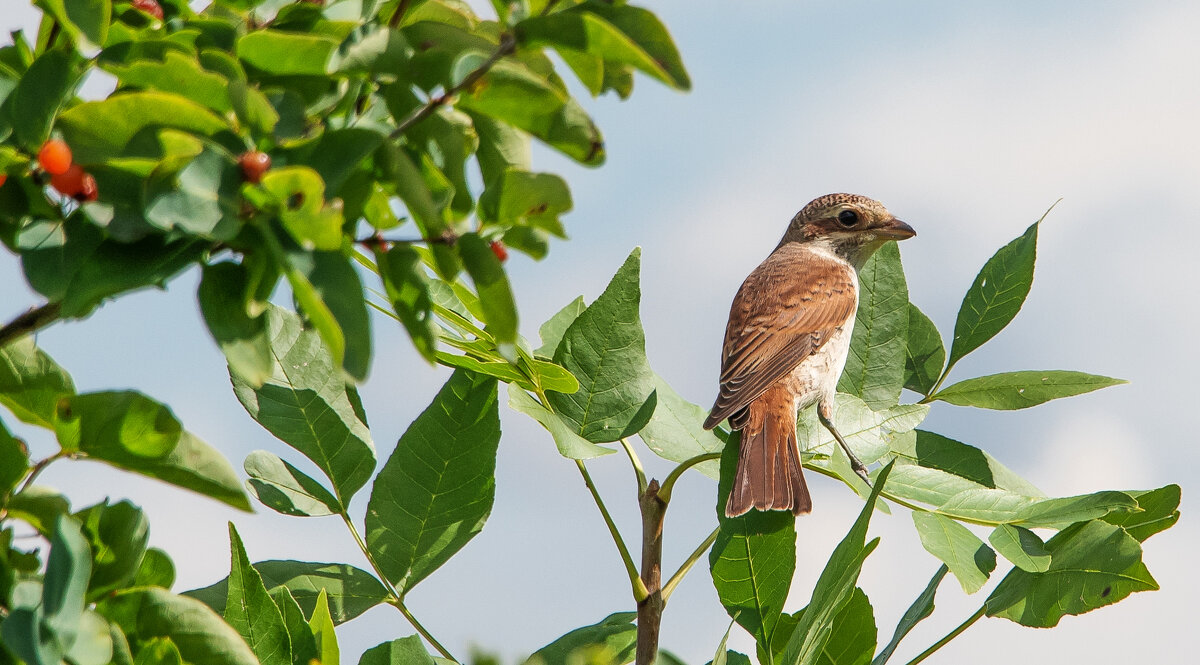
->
[904,605,986,665]
[0,303,63,350]
[656,452,721,504]
[576,460,649,602]
[338,513,458,661]
[17,451,68,496]
[389,33,518,140]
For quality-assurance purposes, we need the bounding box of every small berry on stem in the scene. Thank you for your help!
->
[131,0,164,20]
[239,151,271,184]
[50,164,86,197]
[38,140,72,175]
[77,174,98,202]
[490,239,508,262]
[0,174,7,188]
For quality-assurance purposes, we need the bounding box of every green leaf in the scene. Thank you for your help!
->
[0,421,28,496]
[458,232,519,349]
[244,450,341,517]
[366,370,500,592]
[98,588,259,665]
[288,250,372,382]
[911,512,995,594]
[891,430,1042,497]
[582,1,691,91]
[131,637,182,665]
[0,335,75,430]
[376,240,438,364]
[57,92,231,164]
[871,566,947,665]
[903,304,944,395]
[1102,484,1181,542]
[478,169,572,228]
[133,548,176,590]
[947,219,1039,367]
[536,296,586,357]
[36,0,110,51]
[286,128,385,199]
[104,51,233,115]
[308,589,339,665]
[184,561,388,625]
[517,10,682,91]
[280,258,347,377]
[236,30,341,76]
[709,431,796,658]
[199,262,273,388]
[985,520,1158,627]
[454,53,605,166]
[4,49,80,151]
[507,384,615,459]
[359,636,436,665]
[548,248,656,442]
[64,609,113,665]
[523,612,637,665]
[268,587,318,665]
[328,24,412,77]
[988,525,1050,573]
[782,464,892,665]
[405,107,478,220]
[225,524,292,665]
[638,374,724,479]
[837,242,909,409]
[55,391,250,511]
[799,394,928,476]
[75,500,150,601]
[812,587,876,665]
[258,167,344,252]
[3,515,92,665]
[1014,491,1137,529]
[6,485,71,535]
[931,371,1126,410]
[232,306,376,504]
[471,111,531,185]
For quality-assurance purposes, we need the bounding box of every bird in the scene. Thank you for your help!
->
[704,193,915,517]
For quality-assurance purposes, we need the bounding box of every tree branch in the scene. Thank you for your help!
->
[389,32,518,140]
[0,302,63,349]
[635,480,666,665]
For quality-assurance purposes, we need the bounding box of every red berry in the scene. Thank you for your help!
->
[239,151,271,184]
[38,140,72,175]
[0,174,7,188]
[131,0,164,20]
[50,163,86,196]
[489,240,508,262]
[77,173,98,202]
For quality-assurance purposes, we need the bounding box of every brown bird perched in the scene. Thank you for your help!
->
[704,193,915,517]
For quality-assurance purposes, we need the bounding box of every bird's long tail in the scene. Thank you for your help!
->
[725,404,811,518]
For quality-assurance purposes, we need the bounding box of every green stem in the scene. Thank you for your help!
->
[338,512,457,662]
[904,605,986,665]
[660,526,719,603]
[576,460,650,602]
[919,359,957,404]
[657,452,721,504]
[804,464,999,527]
[618,439,648,494]
[17,451,68,495]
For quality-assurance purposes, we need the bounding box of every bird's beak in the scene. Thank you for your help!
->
[876,218,916,239]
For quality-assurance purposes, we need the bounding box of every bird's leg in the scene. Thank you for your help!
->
[818,401,872,485]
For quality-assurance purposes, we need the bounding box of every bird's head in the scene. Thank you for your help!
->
[780,193,916,267]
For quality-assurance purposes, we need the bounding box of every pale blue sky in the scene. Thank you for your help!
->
[2,2,1196,663]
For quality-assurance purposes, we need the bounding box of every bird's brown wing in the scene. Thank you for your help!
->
[704,245,857,429]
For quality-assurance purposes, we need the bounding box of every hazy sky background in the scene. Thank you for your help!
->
[2,1,1197,663]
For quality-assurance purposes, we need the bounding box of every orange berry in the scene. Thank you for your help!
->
[50,164,86,197]
[131,0,164,20]
[238,151,271,184]
[490,240,508,262]
[38,140,73,175]
[77,173,98,202]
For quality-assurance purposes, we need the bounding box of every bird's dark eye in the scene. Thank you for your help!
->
[837,210,859,227]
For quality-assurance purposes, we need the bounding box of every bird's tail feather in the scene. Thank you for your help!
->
[725,410,811,517]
